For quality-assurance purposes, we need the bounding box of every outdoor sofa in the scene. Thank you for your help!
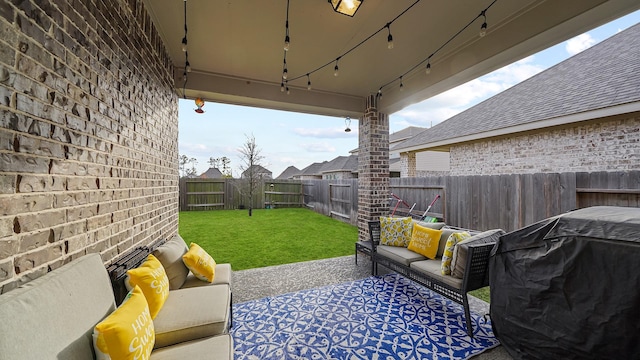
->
[365,217,504,337]
[0,235,233,360]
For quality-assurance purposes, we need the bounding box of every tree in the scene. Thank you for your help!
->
[179,155,198,178]
[208,156,233,178]
[238,134,264,216]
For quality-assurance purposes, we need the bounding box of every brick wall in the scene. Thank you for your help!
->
[357,95,389,242]
[0,0,178,293]
[450,115,640,175]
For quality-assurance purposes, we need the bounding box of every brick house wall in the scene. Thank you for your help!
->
[0,0,178,293]
[449,115,640,175]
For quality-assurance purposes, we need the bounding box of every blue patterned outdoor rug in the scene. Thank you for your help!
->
[232,273,499,359]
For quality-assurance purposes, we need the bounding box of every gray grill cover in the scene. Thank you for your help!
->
[489,206,640,360]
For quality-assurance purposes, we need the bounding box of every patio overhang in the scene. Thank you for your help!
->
[145,0,639,118]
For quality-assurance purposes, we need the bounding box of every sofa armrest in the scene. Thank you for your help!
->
[462,242,495,292]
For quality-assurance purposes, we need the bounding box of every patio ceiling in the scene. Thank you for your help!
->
[143,0,640,119]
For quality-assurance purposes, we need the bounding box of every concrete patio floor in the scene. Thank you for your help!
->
[232,254,512,359]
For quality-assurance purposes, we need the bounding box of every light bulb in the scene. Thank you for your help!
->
[307,81,312,91]
[334,64,339,77]
[281,82,285,92]
[425,62,431,75]
[185,61,191,72]
[399,82,404,91]
[181,37,187,52]
[377,89,382,98]
[283,68,288,80]
[286,86,290,95]
[387,34,394,49]
[480,22,487,37]
[284,35,290,51]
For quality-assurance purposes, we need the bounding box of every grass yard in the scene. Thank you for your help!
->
[178,208,357,270]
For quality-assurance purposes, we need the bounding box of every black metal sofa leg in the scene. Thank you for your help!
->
[463,297,474,338]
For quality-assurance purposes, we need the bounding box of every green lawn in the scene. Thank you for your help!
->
[178,208,357,270]
[179,208,490,302]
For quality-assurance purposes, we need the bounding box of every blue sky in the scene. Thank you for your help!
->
[179,11,640,178]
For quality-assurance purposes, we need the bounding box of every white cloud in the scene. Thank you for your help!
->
[299,142,336,153]
[565,33,596,55]
[293,126,358,138]
[391,56,545,129]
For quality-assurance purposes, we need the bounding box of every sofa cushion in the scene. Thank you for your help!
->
[441,232,471,275]
[407,223,443,259]
[436,228,461,258]
[410,260,463,290]
[183,243,217,283]
[153,284,231,349]
[451,229,505,279]
[150,335,233,360]
[376,244,427,266]
[182,263,232,288]
[413,220,446,230]
[380,216,413,247]
[125,254,170,319]
[152,235,190,290]
[0,253,115,360]
[94,285,155,360]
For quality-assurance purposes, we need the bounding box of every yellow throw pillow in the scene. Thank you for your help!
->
[182,243,216,283]
[125,254,170,319]
[441,232,471,275]
[380,216,413,247]
[93,286,155,360]
[407,223,443,259]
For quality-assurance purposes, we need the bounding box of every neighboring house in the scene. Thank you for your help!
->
[394,23,640,176]
[292,162,327,180]
[241,165,272,179]
[199,167,222,179]
[276,166,300,180]
[350,126,449,177]
[320,155,358,180]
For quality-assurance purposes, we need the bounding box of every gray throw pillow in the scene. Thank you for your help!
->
[451,229,505,279]
[152,235,190,290]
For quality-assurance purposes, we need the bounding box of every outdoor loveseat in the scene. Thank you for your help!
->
[366,218,504,337]
[0,235,233,360]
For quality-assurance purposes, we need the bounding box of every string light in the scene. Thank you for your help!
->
[280,0,497,96]
[281,82,285,92]
[185,61,191,72]
[181,37,187,52]
[283,58,288,80]
[377,0,497,95]
[284,0,291,50]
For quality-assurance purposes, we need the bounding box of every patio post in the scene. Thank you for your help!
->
[357,94,389,242]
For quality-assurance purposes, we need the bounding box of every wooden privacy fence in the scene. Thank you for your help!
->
[301,171,640,232]
[179,178,304,211]
[181,171,640,232]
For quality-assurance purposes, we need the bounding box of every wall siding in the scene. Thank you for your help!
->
[450,115,640,175]
[0,0,178,293]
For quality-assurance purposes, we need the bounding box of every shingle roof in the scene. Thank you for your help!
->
[390,126,427,143]
[276,166,300,179]
[397,22,640,150]
[200,167,222,178]
[298,161,327,176]
[320,155,358,173]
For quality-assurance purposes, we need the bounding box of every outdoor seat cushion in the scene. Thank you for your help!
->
[376,245,427,266]
[150,334,233,360]
[451,229,504,279]
[183,263,232,288]
[410,260,463,290]
[0,253,116,360]
[153,284,231,349]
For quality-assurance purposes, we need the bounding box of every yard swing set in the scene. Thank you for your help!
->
[389,193,441,222]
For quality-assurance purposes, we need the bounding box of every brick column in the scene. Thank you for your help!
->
[357,95,389,242]
[400,152,417,177]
